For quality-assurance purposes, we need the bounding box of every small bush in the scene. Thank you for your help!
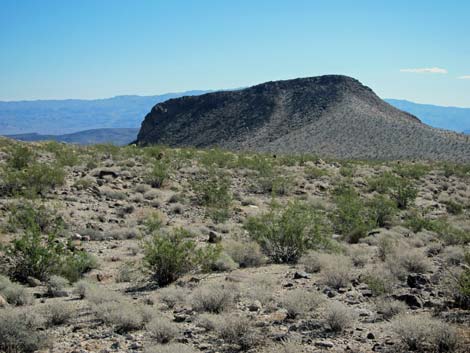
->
[212,252,239,271]
[393,163,430,180]
[1,282,34,306]
[362,266,397,296]
[323,301,355,332]
[216,313,259,349]
[320,254,352,289]
[367,195,397,228]
[443,199,464,215]
[304,166,328,180]
[281,289,323,319]
[394,248,431,275]
[331,187,373,243]
[158,286,188,309]
[191,283,237,313]
[375,298,407,320]
[42,301,74,326]
[367,172,401,194]
[0,308,49,353]
[222,239,265,267]
[390,179,417,209]
[392,315,461,352]
[95,301,149,333]
[142,228,220,286]
[6,144,36,170]
[145,159,170,188]
[6,201,65,234]
[146,317,179,343]
[1,161,66,196]
[145,343,198,353]
[192,168,232,222]
[245,201,332,264]
[46,275,69,297]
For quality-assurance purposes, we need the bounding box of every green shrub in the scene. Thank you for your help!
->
[199,148,236,169]
[367,172,401,194]
[44,142,80,167]
[367,195,397,228]
[390,179,417,209]
[393,163,430,180]
[142,228,220,286]
[6,144,36,170]
[6,201,65,234]
[0,162,65,196]
[5,228,96,283]
[145,159,170,188]
[192,168,232,222]
[245,201,332,263]
[304,166,328,180]
[455,252,470,308]
[443,200,464,215]
[331,186,373,243]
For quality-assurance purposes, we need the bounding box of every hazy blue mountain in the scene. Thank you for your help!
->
[6,128,139,146]
[0,91,210,135]
[385,99,470,133]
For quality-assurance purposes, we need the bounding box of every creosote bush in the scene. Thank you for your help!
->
[245,201,332,264]
[5,228,97,283]
[191,168,232,222]
[142,228,221,286]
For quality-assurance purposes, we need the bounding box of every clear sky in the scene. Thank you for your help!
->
[1,0,469,106]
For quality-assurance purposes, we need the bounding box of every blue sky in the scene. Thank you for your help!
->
[1,0,469,106]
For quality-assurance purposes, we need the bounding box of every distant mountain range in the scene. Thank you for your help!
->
[6,128,139,146]
[137,75,470,162]
[384,99,470,133]
[0,91,210,135]
[1,88,469,146]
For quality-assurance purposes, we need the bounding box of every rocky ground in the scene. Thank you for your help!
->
[0,138,469,353]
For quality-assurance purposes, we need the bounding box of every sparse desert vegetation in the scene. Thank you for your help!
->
[0,139,469,352]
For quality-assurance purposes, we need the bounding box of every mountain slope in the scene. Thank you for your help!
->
[6,128,139,145]
[137,75,470,162]
[0,91,210,135]
[385,99,470,133]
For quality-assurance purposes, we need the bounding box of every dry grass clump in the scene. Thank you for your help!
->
[46,275,69,297]
[361,265,397,296]
[348,246,369,267]
[158,286,188,309]
[42,301,74,326]
[0,277,34,306]
[243,276,277,305]
[222,239,265,267]
[375,298,407,320]
[258,340,306,353]
[392,314,461,352]
[0,307,49,353]
[195,313,220,331]
[319,254,352,289]
[212,252,239,271]
[94,300,152,333]
[281,288,324,319]
[191,282,237,313]
[441,245,466,266]
[146,316,179,343]
[215,313,260,349]
[323,301,356,332]
[145,343,198,353]
[388,248,432,279]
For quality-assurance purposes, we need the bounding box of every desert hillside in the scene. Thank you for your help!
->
[137,75,470,162]
[0,139,469,352]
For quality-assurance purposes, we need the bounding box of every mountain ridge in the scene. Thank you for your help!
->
[137,75,470,162]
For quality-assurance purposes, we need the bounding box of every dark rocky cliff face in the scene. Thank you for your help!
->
[137,75,470,161]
